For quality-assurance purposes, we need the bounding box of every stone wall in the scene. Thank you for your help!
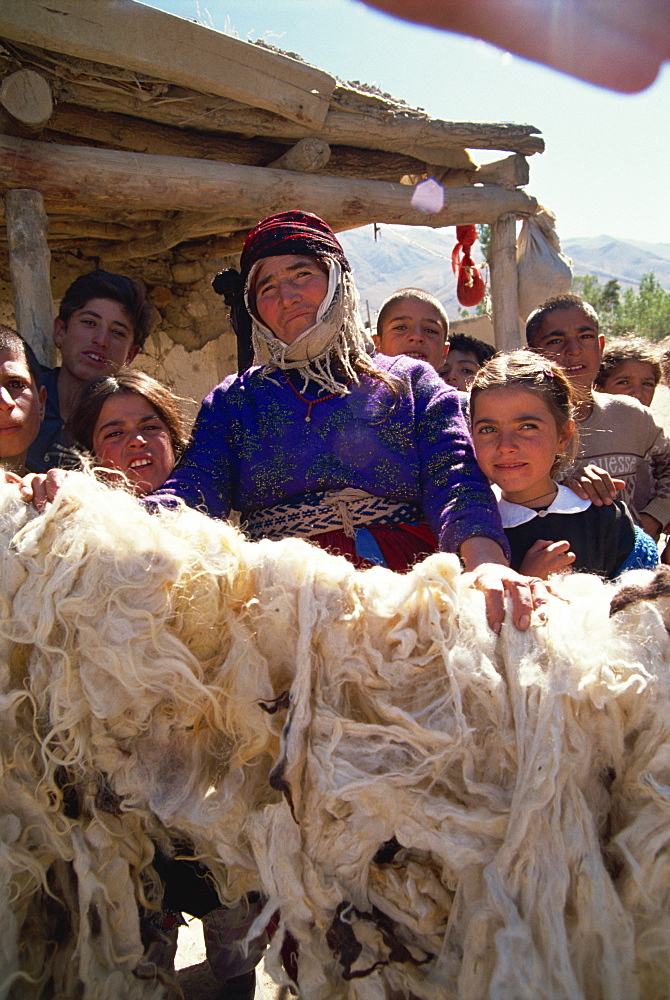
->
[0,252,240,430]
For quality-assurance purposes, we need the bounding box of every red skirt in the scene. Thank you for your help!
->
[311,522,438,573]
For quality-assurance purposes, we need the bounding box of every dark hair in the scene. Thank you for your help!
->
[0,325,43,387]
[69,371,189,461]
[525,294,600,347]
[470,349,578,475]
[446,332,496,366]
[58,270,154,350]
[594,336,661,388]
[376,288,449,340]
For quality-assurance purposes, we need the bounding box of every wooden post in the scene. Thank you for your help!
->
[5,188,56,366]
[489,212,523,351]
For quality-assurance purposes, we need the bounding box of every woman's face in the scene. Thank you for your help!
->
[253,255,329,345]
[92,392,175,496]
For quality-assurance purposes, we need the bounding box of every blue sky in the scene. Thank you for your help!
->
[145,0,670,244]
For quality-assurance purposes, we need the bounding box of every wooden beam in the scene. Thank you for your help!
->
[489,212,523,350]
[268,138,331,173]
[4,188,56,366]
[476,154,529,188]
[0,69,53,134]
[424,154,530,190]
[47,102,284,165]
[0,0,335,128]
[57,78,543,164]
[45,104,428,181]
[0,136,538,231]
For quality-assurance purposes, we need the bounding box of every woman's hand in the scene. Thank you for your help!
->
[14,469,71,511]
[460,536,551,633]
[519,538,575,579]
[564,464,625,506]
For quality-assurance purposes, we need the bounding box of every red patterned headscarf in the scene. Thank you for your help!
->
[213,211,350,371]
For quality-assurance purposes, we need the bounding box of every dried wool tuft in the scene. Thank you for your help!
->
[0,478,669,998]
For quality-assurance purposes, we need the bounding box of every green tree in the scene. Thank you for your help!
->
[477,223,491,262]
[572,271,670,341]
[619,273,670,341]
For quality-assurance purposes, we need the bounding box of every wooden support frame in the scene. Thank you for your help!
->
[489,212,523,350]
[0,136,538,230]
[4,188,56,366]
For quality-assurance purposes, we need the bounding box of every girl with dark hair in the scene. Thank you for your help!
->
[70,371,188,496]
[470,350,657,579]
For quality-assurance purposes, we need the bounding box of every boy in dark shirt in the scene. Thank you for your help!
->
[27,270,153,472]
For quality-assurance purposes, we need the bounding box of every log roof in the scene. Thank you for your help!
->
[0,0,543,268]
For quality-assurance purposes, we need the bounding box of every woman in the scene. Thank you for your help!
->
[150,210,545,631]
[69,370,188,496]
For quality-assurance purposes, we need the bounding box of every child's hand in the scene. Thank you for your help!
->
[639,512,661,540]
[16,469,70,511]
[519,539,575,580]
[565,464,625,506]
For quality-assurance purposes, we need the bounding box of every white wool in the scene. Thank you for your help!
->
[0,478,669,998]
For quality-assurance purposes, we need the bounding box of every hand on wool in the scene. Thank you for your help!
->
[460,535,553,634]
[14,468,71,511]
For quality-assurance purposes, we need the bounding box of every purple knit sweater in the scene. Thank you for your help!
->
[150,354,507,556]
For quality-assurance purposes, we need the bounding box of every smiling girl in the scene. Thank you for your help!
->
[69,371,189,496]
[470,350,657,580]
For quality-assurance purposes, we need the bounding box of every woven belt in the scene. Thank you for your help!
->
[241,489,424,542]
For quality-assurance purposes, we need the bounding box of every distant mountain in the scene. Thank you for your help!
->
[338,225,670,323]
[561,236,670,290]
[339,225,465,320]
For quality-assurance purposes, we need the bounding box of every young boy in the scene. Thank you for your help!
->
[375,287,449,372]
[594,337,661,408]
[0,327,46,476]
[526,294,670,540]
[26,270,153,472]
[441,333,496,391]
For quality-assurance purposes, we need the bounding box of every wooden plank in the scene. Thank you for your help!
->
[0,0,335,128]
[4,188,56,366]
[0,134,538,231]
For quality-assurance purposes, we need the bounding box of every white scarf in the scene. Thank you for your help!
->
[245,258,375,396]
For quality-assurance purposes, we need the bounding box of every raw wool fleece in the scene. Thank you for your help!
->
[0,479,669,999]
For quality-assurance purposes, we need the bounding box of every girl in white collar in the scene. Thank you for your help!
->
[470,350,658,580]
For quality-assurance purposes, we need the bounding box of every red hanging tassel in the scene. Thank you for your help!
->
[452,224,486,307]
